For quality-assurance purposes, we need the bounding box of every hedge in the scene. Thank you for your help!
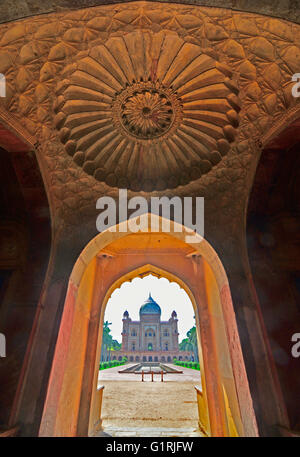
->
[99,358,127,370]
[174,360,200,370]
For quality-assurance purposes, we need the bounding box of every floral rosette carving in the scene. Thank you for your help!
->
[54,30,241,191]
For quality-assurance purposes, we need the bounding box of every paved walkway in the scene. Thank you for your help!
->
[97,364,203,437]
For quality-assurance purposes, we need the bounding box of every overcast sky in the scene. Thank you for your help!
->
[104,275,195,344]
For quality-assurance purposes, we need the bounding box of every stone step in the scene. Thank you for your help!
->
[100,426,203,437]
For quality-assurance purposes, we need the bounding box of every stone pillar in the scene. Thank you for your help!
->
[10,224,97,436]
[214,235,289,437]
[192,256,229,437]
[77,256,111,436]
[11,237,78,436]
[226,261,289,436]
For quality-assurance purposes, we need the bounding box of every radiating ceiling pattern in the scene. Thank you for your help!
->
[0,2,299,220]
[55,30,241,191]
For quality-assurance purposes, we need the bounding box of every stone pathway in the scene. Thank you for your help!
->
[96,365,203,437]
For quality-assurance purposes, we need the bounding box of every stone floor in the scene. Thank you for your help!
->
[97,364,203,437]
[95,426,203,437]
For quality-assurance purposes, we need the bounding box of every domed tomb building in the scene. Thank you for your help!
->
[113,294,193,363]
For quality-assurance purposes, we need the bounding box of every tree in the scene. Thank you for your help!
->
[179,326,198,362]
[101,321,121,362]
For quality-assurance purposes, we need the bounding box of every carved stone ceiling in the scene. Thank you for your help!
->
[55,29,241,192]
[1,1,300,25]
[0,2,299,237]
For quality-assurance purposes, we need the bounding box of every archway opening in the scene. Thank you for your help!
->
[98,274,200,436]
[39,215,258,437]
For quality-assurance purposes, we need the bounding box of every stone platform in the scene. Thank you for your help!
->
[97,364,203,437]
[98,363,202,383]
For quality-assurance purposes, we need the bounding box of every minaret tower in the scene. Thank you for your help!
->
[171,310,179,351]
[121,310,131,351]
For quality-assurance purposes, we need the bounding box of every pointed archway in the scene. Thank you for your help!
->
[39,214,258,437]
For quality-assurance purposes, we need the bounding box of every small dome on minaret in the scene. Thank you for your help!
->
[123,310,129,318]
[171,310,177,318]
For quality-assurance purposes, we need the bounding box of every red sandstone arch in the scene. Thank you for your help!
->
[0,113,52,433]
[39,215,258,437]
[247,116,300,434]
